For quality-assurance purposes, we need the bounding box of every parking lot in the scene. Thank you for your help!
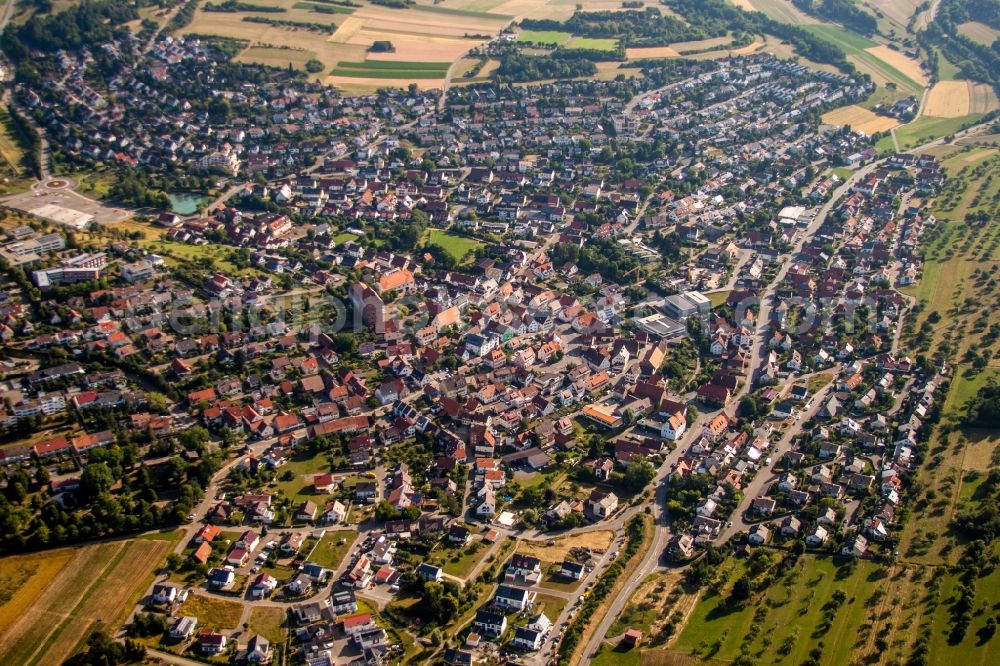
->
[1,179,131,227]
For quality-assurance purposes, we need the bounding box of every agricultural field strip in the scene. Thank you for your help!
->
[822,104,900,133]
[958,21,1000,46]
[0,542,125,666]
[336,60,452,70]
[925,81,974,118]
[801,24,925,92]
[331,69,448,78]
[0,550,74,633]
[30,540,168,666]
[403,3,512,20]
[331,58,453,79]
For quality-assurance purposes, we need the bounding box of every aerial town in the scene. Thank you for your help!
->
[0,1,998,666]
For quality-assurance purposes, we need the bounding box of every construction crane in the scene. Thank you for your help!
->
[624,264,644,285]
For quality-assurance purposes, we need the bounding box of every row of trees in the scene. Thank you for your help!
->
[204,0,287,12]
[5,106,42,178]
[520,7,714,47]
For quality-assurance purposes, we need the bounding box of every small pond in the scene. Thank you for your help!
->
[168,192,209,215]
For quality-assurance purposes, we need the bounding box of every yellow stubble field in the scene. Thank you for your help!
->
[822,104,901,134]
[864,45,928,86]
[925,81,1000,118]
[0,538,170,666]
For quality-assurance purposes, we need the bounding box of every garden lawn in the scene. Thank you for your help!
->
[273,451,331,504]
[248,606,288,645]
[306,530,357,570]
[141,239,256,276]
[179,595,244,630]
[436,540,491,578]
[427,229,483,264]
[535,593,568,623]
[591,646,642,666]
[831,166,854,181]
[708,290,730,308]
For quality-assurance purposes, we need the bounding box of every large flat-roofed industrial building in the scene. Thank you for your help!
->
[33,252,108,288]
[662,291,711,320]
[635,313,686,339]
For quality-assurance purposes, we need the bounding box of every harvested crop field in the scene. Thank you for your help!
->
[626,46,680,59]
[925,81,972,118]
[925,81,1000,118]
[454,56,499,82]
[822,104,900,134]
[516,530,615,561]
[868,0,922,25]
[684,37,766,60]
[730,0,755,10]
[669,35,733,52]
[352,5,505,36]
[565,36,618,51]
[363,34,480,61]
[864,45,928,86]
[868,0,922,34]
[0,549,74,634]
[958,21,1000,46]
[330,15,365,43]
[327,4,499,61]
[491,0,625,21]
[0,538,170,666]
[595,61,642,80]
[759,35,841,73]
[969,83,1000,114]
[236,45,317,70]
[179,10,366,72]
[747,0,812,24]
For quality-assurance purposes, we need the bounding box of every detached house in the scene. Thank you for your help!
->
[494,585,536,612]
